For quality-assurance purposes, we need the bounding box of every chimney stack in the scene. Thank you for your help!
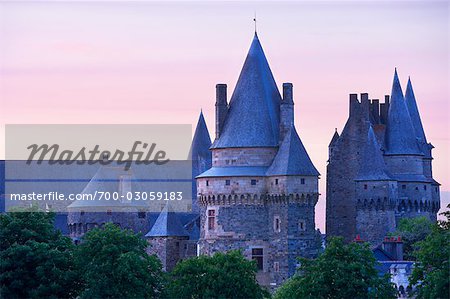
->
[382,236,404,261]
[280,83,294,140]
[215,84,228,139]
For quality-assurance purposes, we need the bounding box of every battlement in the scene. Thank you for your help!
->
[349,93,390,125]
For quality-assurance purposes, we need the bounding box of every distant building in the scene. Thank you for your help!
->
[326,70,440,245]
[196,33,321,288]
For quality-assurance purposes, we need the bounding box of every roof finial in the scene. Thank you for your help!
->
[253,12,257,35]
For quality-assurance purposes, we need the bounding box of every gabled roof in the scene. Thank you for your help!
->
[266,126,320,176]
[355,126,393,181]
[405,78,431,158]
[189,111,212,162]
[145,204,189,238]
[384,69,422,155]
[211,33,281,148]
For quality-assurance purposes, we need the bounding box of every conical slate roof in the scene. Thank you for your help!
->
[267,125,320,176]
[355,126,393,181]
[384,69,422,155]
[405,78,431,158]
[329,129,340,147]
[145,204,189,237]
[212,33,281,148]
[188,111,212,162]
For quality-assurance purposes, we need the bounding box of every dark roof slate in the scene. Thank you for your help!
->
[405,78,431,158]
[145,204,189,237]
[355,126,393,181]
[189,111,212,163]
[266,126,320,176]
[212,33,281,149]
[385,69,422,155]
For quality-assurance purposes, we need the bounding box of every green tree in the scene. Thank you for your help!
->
[75,222,163,299]
[391,216,433,260]
[165,250,269,299]
[274,237,397,299]
[410,205,450,299]
[0,206,78,299]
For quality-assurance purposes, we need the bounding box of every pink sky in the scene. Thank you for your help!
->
[0,1,448,230]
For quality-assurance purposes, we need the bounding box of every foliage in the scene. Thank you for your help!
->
[75,222,164,299]
[0,206,78,298]
[410,204,450,299]
[164,250,269,299]
[274,237,397,299]
[391,216,433,260]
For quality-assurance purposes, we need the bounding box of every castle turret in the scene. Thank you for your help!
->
[215,84,228,139]
[189,111,212,212]
[355,126,397,244]
[145,204,189,271]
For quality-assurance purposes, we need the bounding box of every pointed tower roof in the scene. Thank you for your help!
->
[329,129,340,147]
[145,204,189,238]
[384,69,422,155]
[405,77,431,157]
[267,125,320,176]
[212,33,281,149]
[189,111,212,161]
[355,126,393,181]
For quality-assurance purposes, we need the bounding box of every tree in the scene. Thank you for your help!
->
[164,250,269,299]
[274,237,397,299]
[0,206,78,298]
[410,205,450,299]
[391,216,433,260]
[75,223,164,299]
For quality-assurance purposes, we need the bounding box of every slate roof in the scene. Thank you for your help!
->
[266,126,320,176]
[67,166,148,210]
[328,129,340,147]
[212,33,281,149]
[145,204,189,237]
[405,78,431,158]
[189,111,212,163]
[197,166,268,178]
[385,69,422,155]
[355,126,393,181]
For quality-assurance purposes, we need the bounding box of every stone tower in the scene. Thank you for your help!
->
[196,33,320,288]
[326,69,440,244]
[145,204,189,271]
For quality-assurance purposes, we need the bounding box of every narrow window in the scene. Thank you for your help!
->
[402,185,406,190]
[107,209,112,215]
[251,179,257,185]
[424,185,427,191]
[206,180,209,186]
[252,248,264,271]
[364,184,368,190]
[207,210,216,230]
[274,216,281,233]
[415,186,419,190]
[301,178,305,185]
[299,220,306,231]
[275,179,279,185]
[138,211,146,219]
[225,180,230,186]
[80,210,85,216]
[274,262,280,273]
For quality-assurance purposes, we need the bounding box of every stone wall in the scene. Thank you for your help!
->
[212,148,277,167]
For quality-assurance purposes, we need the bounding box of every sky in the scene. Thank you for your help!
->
[0,0,449,230]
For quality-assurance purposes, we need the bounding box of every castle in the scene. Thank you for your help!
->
[326,69,440,244]
[196,33,321,288]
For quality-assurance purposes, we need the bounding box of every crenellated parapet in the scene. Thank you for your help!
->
[198,192,319,207]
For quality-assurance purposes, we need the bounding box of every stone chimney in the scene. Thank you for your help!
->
[215,84,228,139]
[279,83,294,140]
[382,236,404,261]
